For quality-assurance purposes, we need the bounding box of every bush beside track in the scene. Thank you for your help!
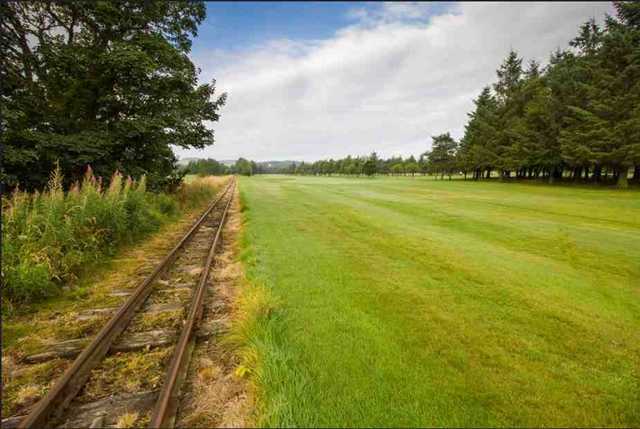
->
[2,167,220,307]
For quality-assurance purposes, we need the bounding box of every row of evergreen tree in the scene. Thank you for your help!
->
[290,3,640,187]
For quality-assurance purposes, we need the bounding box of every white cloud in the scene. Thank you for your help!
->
[177,2,614,162]
[346,2,442,27]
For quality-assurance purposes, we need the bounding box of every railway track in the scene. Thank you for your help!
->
[7,177,236,429]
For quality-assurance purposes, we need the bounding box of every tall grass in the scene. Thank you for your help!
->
[2,166,219,306]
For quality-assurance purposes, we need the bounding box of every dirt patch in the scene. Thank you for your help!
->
[176,184,253,428]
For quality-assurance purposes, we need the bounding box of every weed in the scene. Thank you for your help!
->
[131,309,181,332]
[1,167,221,306]
[115,411,139,428]
[15,384,43,405]
[2,359,69,416]
[82,348,171,401]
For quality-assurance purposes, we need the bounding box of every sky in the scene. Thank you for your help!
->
[174,1,614,162]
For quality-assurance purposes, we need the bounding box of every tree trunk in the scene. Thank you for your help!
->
[574,167,582,181]
[633,166,640,182]
[617,167,629,189]
[593,165,602,182]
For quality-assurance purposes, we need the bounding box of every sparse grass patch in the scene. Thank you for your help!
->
[115,411,139,428]
[131,309,182,332]
[1,359,69,416]
[178,358,226,427]
[82,348,171,401]
[237,175,640,427]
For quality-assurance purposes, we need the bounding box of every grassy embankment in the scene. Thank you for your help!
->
[2,168,219,308]
[233,175,640,427]
[1,173,227,417]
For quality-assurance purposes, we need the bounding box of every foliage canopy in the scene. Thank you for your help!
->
[1,1,226,190]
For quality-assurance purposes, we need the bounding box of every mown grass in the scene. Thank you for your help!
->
[236,175,640,427]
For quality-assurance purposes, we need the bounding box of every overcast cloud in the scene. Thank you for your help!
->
[176,2,614,162]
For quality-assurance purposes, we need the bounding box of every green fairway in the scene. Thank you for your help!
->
[236,175,640,427]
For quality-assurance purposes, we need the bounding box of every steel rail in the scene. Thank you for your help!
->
[149,179,235,428]
[18,178,236,429]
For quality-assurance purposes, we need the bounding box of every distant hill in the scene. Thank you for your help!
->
[258,160,297,169]
[219,160,298,169]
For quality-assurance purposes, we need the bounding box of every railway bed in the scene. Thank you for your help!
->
[3,178,236,429]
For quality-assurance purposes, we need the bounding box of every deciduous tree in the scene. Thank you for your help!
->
[0,1,225,190]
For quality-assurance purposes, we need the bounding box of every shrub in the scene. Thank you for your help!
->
[1,166,221,306]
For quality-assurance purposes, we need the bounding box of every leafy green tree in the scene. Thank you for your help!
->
[251,160,260,174]
[234,158,253,176]
[1,1,226,190]
[345,157,361,176]
[405,162,419,176]
[186,159,229,176]
[418,153,430,175]
[391,163,405,176]
[376,156,389,175]
[428,133,458,179]
[405,155,419,176]
[362,152,378,176]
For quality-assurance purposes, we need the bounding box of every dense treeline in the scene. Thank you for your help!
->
[183,157,256,176]
[458,2,639,188]
[289,3,640,187]
[185,159,231,176]
[283,153,423,177]
[1,1,225,191]
[183,158,299,176]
